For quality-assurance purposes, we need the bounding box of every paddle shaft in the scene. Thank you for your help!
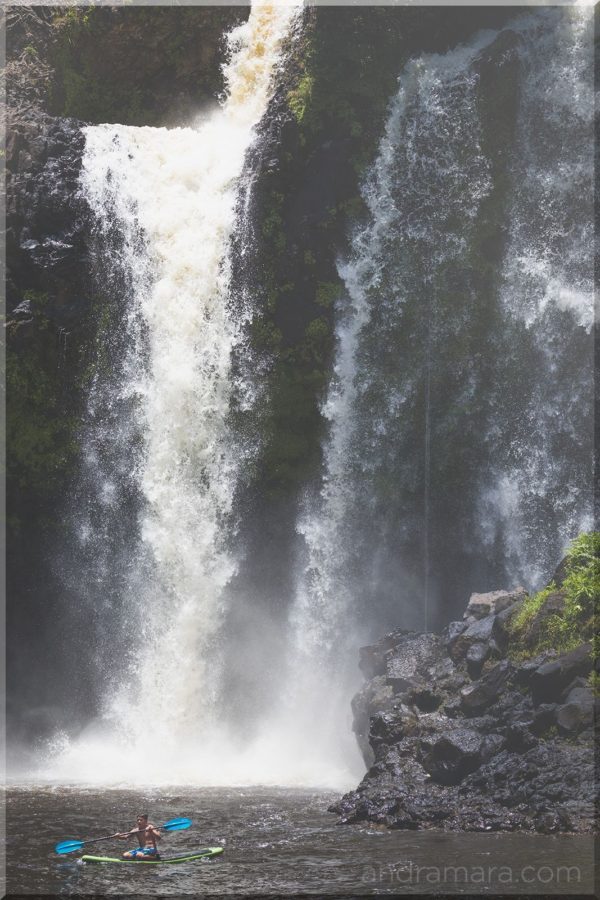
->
[78,825,156,848]
[55,818,192,853]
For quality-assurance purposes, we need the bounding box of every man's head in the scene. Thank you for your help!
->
[137,814,149,827]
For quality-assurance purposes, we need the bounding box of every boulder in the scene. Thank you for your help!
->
[466,642,490,678]
[464,588,527,620]
[530,644,593,705]
[480,733,506,762]
[460,660,513,715]
[443,620,467,652]
[560,676,589,701]
[449,614,495,662]
[419,728,484,785]
[531,703,557,736]
[369,710,408,750]
[359,629,411,679]
[385,633,443,693]
[514,651,557,686]
[556,686,594,735]
[505,723,537,753]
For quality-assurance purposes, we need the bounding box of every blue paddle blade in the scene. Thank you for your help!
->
[55,840,84,855]
[162,817,192,832]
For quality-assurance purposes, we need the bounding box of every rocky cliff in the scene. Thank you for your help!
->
[332,534,598,833]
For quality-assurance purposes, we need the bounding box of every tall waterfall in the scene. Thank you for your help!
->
[292,3,593,676]
[43,2,301,785]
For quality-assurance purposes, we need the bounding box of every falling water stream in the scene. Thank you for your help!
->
[38,1,310,787]
[293,6,593,648]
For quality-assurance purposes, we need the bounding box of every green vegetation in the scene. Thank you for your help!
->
[6,313,79,533]
[315,281,342,309]
[47,7,242,124]
[287,73,314,125]
[589,670,600,698]
[5,290,106,538]
[508,532,599,658]
[509,582,558,636]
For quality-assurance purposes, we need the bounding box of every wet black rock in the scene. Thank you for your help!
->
[332,589,595,834]
[529,643,592,705]
[460,660,513,715]
[419,727,484,785]
[466,641,490,678]
[463,588,527,620]
[448,613,495,662]
[556,686,594,734]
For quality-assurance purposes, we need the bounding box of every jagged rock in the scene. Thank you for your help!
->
[419,728,484,785]
[530,643,593,704]
[514,650,557,686]
[531,703,557,735]
[359,629,409,679]
[369,705,418,755]
[443,697,462,718]
[480,733,506,762]
[466,641,490,678]
[343,600,593,834]
[385,632,443,692]
[460,660,512,715]
[442,620,467,652]
[556,687,594,734]
[464,588,527,620]
[560,675,589,700]
[449,613,495,662]
[505,723,537,753]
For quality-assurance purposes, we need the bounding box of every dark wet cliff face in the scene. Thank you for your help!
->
[6,6,593,752]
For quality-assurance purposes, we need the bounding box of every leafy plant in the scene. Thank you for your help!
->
[509,532,599,658]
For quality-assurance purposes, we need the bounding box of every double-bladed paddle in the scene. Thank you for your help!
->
[54,816,192,854]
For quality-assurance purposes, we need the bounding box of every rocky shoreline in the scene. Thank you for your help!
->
[332,569,596,834]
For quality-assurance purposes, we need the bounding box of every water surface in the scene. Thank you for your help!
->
[5,786,594,895]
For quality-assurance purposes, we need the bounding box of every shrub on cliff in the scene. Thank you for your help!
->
[508,532,599,658]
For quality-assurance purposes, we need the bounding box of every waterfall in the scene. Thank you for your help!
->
[293,27,497,652]
[42,1,300,785]
[290,4,593,732]
[479,9,594,586]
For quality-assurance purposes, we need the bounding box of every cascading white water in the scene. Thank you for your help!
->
[292,28,496,639]
[42,1,301,785]
[272,30,498,787]
[286,7,593,769]
[479,9,594,585]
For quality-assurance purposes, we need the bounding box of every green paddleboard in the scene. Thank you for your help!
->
[81,847,224,865]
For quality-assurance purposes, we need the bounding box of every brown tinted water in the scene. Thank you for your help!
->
[4,786,594,895]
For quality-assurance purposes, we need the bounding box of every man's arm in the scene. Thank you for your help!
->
[148,825,162,842]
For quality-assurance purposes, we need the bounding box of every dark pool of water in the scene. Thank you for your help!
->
[4,785,594,895]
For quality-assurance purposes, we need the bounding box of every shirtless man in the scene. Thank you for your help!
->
[117,814,161,859]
